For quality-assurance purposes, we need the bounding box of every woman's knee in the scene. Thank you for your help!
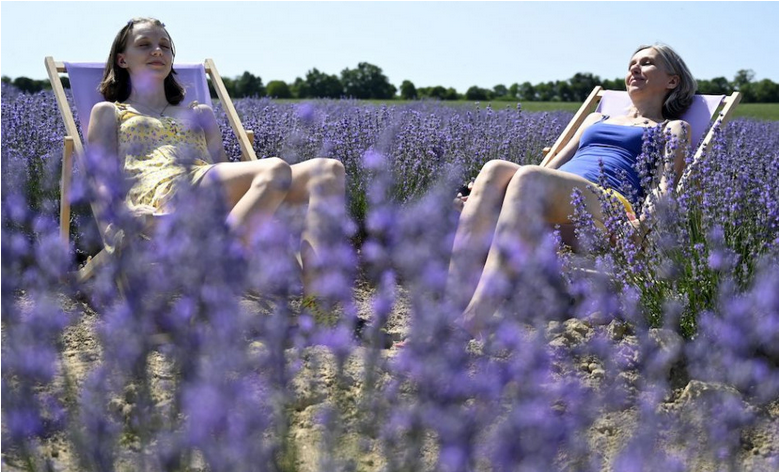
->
[506,166,551,202]
[478,160,520,188]
[302,158,346,195]
[310,158,346,180]
[510,165,546,187]
[252,157,292,192]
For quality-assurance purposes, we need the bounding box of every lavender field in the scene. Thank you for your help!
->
[2,85,779,471]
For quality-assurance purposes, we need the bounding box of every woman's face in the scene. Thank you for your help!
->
[625,48,678,95]
[117,22,173,80]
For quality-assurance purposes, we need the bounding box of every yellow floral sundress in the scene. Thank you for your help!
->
[116,101,215,215]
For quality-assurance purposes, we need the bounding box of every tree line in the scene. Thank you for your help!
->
[3,64,778,103]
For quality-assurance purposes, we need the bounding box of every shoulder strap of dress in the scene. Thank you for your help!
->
[114,101,136,122]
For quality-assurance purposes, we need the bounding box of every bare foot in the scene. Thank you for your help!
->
[455,305,485,339]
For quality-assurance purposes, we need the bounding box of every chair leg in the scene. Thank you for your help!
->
[77,248,109,283]
[60,137,74,245]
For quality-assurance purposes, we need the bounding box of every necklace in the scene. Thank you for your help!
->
[129,100,170,117]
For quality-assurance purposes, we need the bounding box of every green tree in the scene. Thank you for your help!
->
[400,80,417,100]
[493,84,509,99]
[299,68,343,98]
[706,77,732,95]
[12,77,45,93]
[427,85,447,99]
[340,62,396,99]
[569,72,601,101]
[290,77,306,98]
[443,87,460,101]
[222,77,237,97]
[733,69,755,89]
[752,79,778,103]
[266,80,292,98]
[732,69,755,101]
[601,78,626,91]
[508,83,519,100]
[519,81,536,101]
[554,80,573,101]
[235,71,265,98]
[465,86,491,101]
[535,81,556,101]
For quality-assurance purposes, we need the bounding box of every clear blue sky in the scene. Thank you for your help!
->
[1,1,779,92]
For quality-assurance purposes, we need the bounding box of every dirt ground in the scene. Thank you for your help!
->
[2,286,778,471]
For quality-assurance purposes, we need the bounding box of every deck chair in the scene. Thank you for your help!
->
[44,57,257,281]
[539,86,742,272]
[540,86,743,190]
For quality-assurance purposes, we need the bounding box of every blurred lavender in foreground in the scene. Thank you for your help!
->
[2,85,778,470]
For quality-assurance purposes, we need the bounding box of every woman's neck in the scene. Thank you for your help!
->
[127,77,169,108]
[629,95,666,122]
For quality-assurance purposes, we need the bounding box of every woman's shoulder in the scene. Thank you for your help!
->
[582,112,608,128]
[89,101,120,125]
[586,111,607,121]
[91,100,118,114]
[173,100,215,117]
[190,101,216,115]
[664,119,691,137]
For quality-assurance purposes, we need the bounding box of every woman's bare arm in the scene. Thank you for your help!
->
[86,101,119,165]
[86,102,157,237]
[651,119,691,200]
[196,104,230,163]
[86,102,124,209]
[630,119,691,237]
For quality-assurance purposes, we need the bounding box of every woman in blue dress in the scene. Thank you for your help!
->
[449,43,696,336]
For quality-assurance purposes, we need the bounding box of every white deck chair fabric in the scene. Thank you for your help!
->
[596,90,726,150]
[64,62,212,134]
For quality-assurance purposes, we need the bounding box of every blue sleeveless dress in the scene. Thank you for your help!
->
[559,117,651,206]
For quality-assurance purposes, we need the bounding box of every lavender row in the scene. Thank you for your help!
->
[2,86,778,470]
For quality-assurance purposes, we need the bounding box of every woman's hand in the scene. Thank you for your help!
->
[453,180,474,212]
[130,204,159,235]
[624,212,649,247]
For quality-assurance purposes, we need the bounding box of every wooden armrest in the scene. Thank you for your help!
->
[242,130,256,160]
[542,147,552,155]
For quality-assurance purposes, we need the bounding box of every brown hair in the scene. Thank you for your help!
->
[98,17,185,104]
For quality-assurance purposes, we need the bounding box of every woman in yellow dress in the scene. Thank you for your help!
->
[87,17,347,297]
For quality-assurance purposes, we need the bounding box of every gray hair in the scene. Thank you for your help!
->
[634,43,696,119]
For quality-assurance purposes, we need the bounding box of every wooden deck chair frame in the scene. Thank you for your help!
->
[539,86,741,272]
[540,86,743,191]
[44,57,257,282]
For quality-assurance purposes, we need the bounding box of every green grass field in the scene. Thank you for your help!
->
[447,101,779,121]
[279,99,778,121]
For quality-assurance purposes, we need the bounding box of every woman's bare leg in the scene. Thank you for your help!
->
[285,158,347,298]
[199,158,292,243]
[446,160,522,311]
[459,165,608,335]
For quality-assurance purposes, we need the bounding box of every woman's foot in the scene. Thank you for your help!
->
[301,296,393,349]
[455,305,486,339]
[393,323,475,349]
